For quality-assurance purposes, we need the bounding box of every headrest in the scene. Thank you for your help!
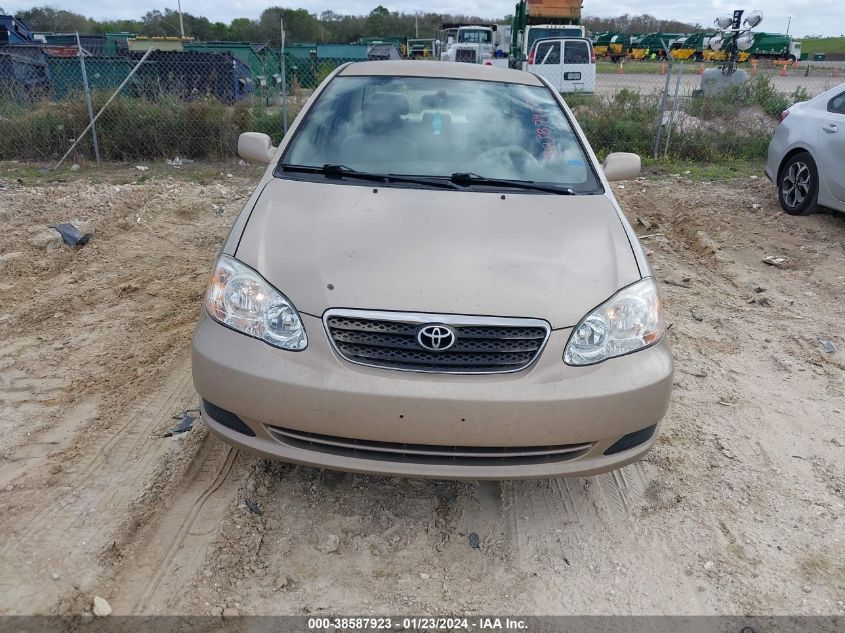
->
[362,92,410,132]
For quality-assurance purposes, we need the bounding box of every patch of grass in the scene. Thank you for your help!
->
[0,95,288,161]
[642,158,764,180]
[596,61,705,75]
[574,89,661,159]
[687,75,810,120]
[570,75,809,163]
[799,37,845,56]
[572,87,773,162]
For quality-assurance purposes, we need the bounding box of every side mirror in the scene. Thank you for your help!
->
[602,152,641,181]
[238,132,275,164]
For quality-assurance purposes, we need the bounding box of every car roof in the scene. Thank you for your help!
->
[339,60,544,86]
[813,82,845,103]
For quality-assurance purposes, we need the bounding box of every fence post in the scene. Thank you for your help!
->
[280,17,288,137]
[76,31,100,164]
[663,61,684,159]
[54,47,155,171]
[652,39,673,159]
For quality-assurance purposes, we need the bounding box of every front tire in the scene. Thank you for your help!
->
[778,152,819,216]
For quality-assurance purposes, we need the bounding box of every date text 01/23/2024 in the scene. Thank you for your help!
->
[306,617,529,630]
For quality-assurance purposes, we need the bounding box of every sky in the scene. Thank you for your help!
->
[2,0,841,37]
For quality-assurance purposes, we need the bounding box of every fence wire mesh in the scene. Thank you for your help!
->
[0,44,841,164]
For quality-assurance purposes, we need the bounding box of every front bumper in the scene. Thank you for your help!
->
[192,313,673,479]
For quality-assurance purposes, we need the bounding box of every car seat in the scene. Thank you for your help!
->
[339,92,418,165]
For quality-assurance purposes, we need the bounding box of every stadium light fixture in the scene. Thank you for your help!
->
[744,10,763,28]
[736,32,755,50]
[709,33,725,51]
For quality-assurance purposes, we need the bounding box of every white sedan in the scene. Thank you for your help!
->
[765,83,845,215]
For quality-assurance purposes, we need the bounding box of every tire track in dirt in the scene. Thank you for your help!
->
[496,464,709,613]
[0,353,203,614]
[0,355,195,550]
[110,436,240,614]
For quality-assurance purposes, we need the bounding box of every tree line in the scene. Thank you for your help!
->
[9,5,701,44]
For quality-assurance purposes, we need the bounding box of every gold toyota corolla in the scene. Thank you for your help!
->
[191,61,672,479]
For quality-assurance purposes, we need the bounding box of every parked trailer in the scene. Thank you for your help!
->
[0,49,49,100]
[44,53,136,100]
[39,33,131,56]
[132,50,253,104]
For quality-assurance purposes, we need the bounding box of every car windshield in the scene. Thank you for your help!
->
[459,29,492,44]
[279,75,600,193]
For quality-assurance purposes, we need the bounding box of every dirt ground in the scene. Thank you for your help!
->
[0,161,842,617]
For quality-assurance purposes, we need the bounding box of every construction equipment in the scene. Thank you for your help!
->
[743,32,802,62]
[628,33,685,60]
[673,30,799,63]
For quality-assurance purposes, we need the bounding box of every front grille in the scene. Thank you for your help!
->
[267,426,592,467]
[455,49,478,63]
[324,310,550,374]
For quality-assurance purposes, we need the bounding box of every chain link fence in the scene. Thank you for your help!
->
[0,44,840,164]
[563,59,841,161]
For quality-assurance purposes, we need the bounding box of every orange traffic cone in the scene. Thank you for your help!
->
[780,62,787,76]
[751,59,758,75]
[618,60,624,74]
[659,61,666,75]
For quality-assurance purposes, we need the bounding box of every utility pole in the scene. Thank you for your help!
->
[177,0,185,38]
[786,15,791,35]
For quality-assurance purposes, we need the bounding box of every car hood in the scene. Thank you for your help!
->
[235,178,640,329]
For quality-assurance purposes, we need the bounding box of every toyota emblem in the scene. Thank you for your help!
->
[416,324,457,352]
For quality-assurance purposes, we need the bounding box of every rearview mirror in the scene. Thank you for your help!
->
[238,132,275,164]
[602,152,641,182]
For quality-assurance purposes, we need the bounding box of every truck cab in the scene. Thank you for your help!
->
[440,25,497,64]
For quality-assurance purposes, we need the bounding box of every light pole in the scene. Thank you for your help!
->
[786,15,791,35]
[177,0,185,38]
[709,9,763,77]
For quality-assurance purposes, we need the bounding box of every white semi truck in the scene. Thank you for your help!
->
[439,24,508,64]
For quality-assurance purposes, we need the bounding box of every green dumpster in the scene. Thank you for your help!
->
[813,53,826,61]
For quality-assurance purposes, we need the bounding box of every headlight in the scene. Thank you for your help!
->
[564,278,664,366]
[205,255,307,350]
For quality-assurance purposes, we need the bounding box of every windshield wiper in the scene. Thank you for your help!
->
[281,163,384,182]
[281,164,460,190]
[450,172,575,195]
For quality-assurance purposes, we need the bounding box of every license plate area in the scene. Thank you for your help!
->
[564,72,582,81]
